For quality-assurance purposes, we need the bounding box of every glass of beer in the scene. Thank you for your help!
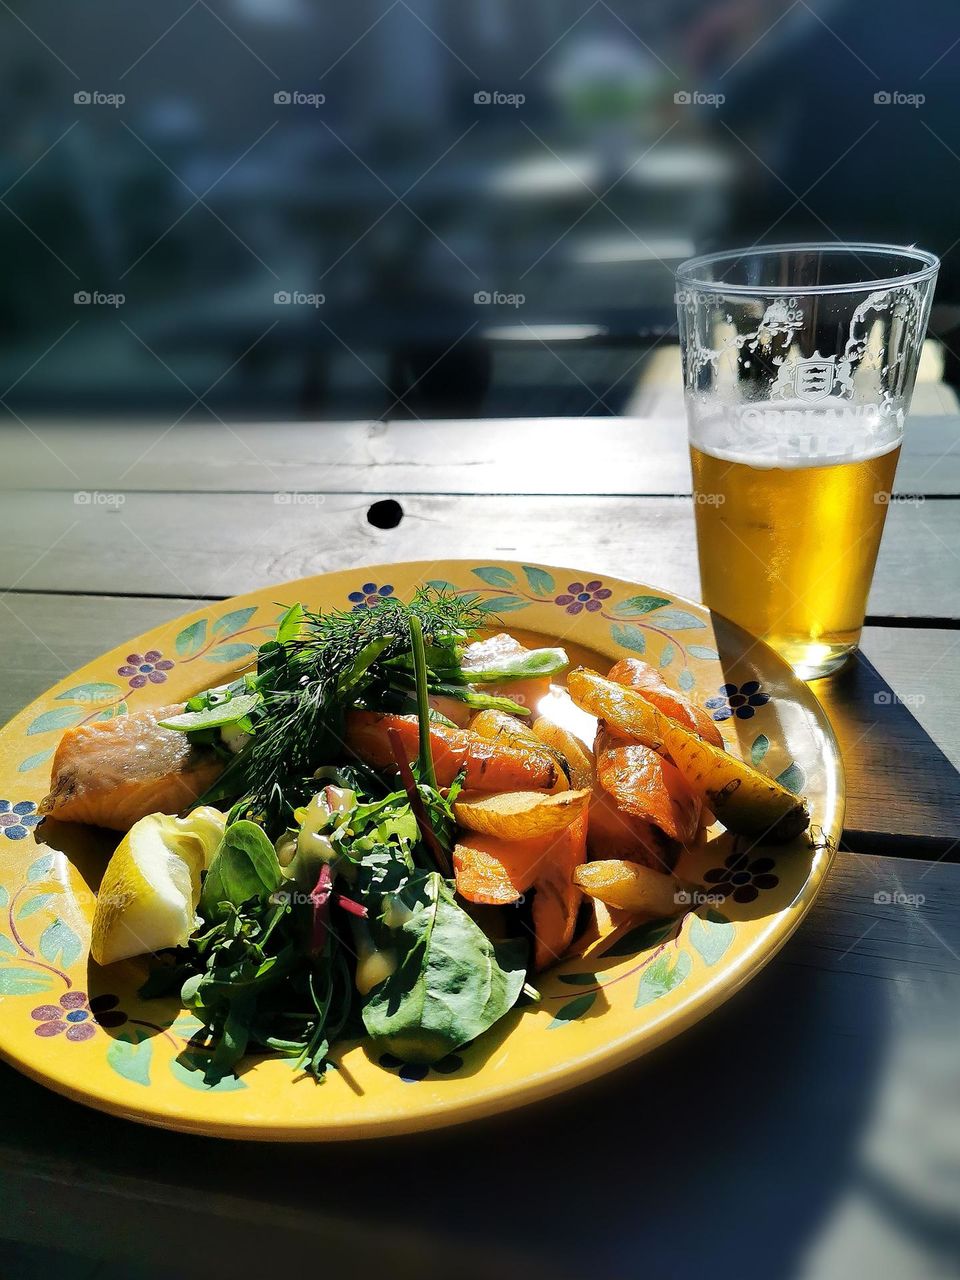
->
[676,243,939,679]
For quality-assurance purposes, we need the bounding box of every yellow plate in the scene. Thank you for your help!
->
[0,561,842,1139]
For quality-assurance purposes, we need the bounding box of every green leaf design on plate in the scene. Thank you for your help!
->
[0,933,16,957]
[776,762,806,794]
[636,950,692,1008]
[653,609,706,631]
[522,565,555,596]
[481,595,529,613]
[610,623,646,654]
[548,992,597,1027]
[39,917,82,967]
[659,643,675,669]
[687,645,720,661]
[203,641,258,664]
[751,734,770,766]
[604,917,676,957]
[26,706,87,736]
[27,853,55,882]
[558,971,597,986]
[615,594,671,616]
[170,1052,248,1091]
[17,892,56,920]
[18,747,54,773]
[175,618,208,657]
[0,966,54,995]
[688,914,735,966]
[473,566,517,589]
[678,669,695,691]
[212,606,257,638]
[107,1033,153,1087]
[170,1013,205,1040]
[95,701,128,721]
[425,579,457,591]
[0,885,8,909]
[55,682,122,702]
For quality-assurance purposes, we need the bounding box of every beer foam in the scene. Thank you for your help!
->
[687,400,903,469]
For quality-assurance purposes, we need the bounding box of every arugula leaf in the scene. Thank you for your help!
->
[200,820,282,922]
[362,872,526,1063]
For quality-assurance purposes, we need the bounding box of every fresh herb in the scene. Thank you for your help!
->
[201,587,487,834]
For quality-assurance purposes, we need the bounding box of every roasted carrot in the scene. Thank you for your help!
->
[607,657,724,748]
[594,728,701,846]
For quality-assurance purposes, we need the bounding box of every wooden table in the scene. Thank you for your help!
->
[1,414,959,1280]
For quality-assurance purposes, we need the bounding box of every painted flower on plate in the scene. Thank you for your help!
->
[348,583,395,611]
[703,852,779,904]
[117,650,175,690]
[0,800,41,841]
[705,681,770,721]
[554,580,612,615]
[30,992,127,1041]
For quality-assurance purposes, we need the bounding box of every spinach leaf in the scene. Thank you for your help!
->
[362,872,526,1062]
[200,820,282,922]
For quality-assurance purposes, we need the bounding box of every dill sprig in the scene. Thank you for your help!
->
[214,587,486,833]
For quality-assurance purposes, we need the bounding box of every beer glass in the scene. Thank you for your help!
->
[676,243,939,679]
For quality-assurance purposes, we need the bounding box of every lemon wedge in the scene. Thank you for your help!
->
[91,807,226,966]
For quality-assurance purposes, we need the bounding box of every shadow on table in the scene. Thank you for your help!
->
[814,648,960,856]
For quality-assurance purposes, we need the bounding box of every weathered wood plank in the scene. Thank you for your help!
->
[1,490,957,620]
[2,414,959,494]
[1,593,957,844]
[0,850,956,1280]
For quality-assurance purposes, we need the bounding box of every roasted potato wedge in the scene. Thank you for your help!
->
[566,668,667,749]
[454,787,590,841]
[532,814,587,971]
[660,720,809,842]
[471,709,568,792]
[608,657,724,748]
[574,859,684,916]
[531,718,595,789]
[568,669,809,843]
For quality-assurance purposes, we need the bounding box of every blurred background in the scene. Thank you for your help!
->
[3,0,960,422]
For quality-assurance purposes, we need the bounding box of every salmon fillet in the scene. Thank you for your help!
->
[40,704,224,832]
[345,711,558,792]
